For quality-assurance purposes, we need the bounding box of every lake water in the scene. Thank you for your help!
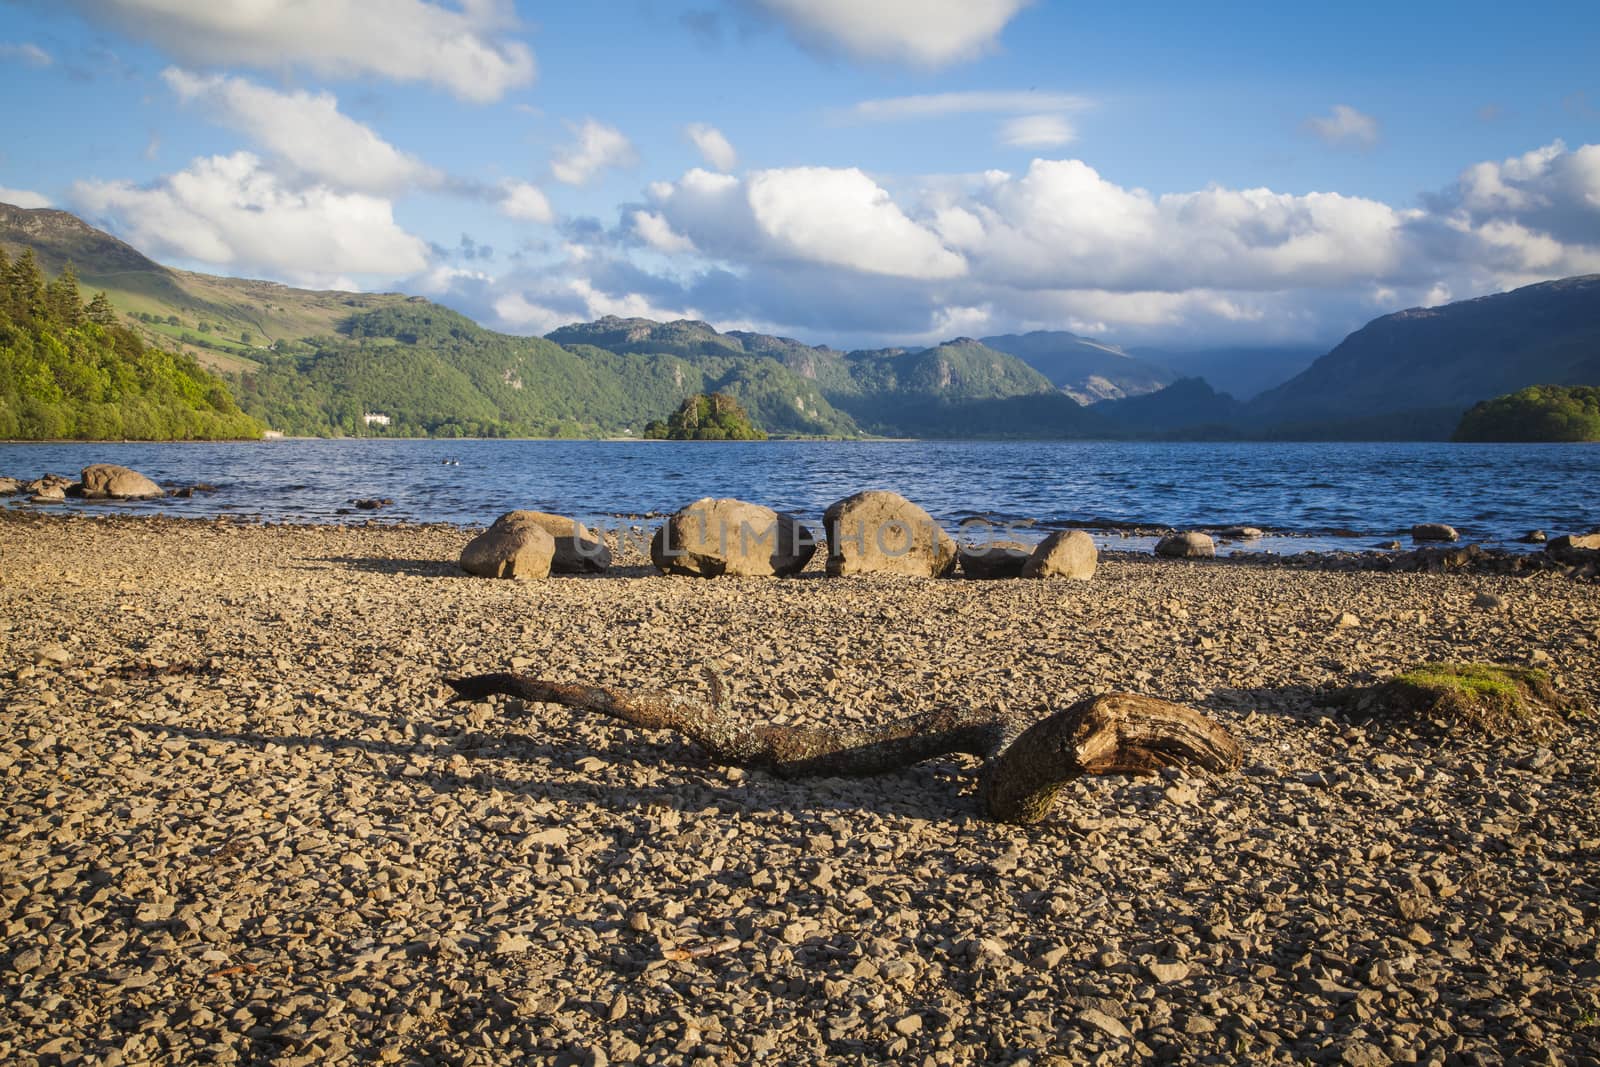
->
[3,439,1597,555]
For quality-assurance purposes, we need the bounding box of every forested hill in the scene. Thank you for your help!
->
[547,317,1106,438]
[233,304,861,438]
[1249,275,1600,437]
[0,247,261,439]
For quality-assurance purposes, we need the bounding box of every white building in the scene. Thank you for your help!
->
[362,412,391,427]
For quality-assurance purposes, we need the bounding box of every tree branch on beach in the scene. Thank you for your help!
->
[444,672,1243,824]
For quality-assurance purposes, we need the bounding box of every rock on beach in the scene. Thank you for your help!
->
[1155,531,1215,559]
[460,512,556,579]
[823,490,957,578]
[651,497,815,577]
[1021,530,1098,580]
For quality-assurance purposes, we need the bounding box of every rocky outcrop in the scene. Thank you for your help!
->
[823,491,957,578]
[495,511,611,574]
[651,498,815,577]
[80,464,163,500]
[0,477,21,495]
[1411,523,1460,542]
[460,514,556,580]
[958,542,1032,579]
[1021,530,1098,580]
[1155,532,1216,559]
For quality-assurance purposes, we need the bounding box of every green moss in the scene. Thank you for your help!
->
[1373,661,1575,738]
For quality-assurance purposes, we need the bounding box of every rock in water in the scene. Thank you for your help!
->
[0,476,21,495]
[1155,532,1216,559]
[651,498,815,577]
[822,491,957,578]
[1021,530,1098,580]
[1411,523,1460,542]
[80,464,163,499]
[494,510,612,573]
[958,541,1032,579]
[461,516,555,579]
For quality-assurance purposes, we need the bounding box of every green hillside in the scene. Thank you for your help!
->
[0,202,412,375]
[0,248,261,440]
[233,304,860,437]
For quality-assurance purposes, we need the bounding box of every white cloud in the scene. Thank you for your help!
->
[851,90,1090,121]
[551,119,637,186]
[499,181,554,223]
[685,123,738,172]
[0,186,51,209]
[632,210,696,254]
[747,168,967,279]
[998,114,1075,148]
[70,152,430,281]
[162,69,439,194]
[747,0,1031,66]
[1305,104,1379,148]
[0,42,52,67]
[645,165,965,280]
[65,0,534,102]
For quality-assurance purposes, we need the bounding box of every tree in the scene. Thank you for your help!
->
[86,292,117,326]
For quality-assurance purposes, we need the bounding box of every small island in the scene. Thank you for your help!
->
[643,391,768,440]
[1453,384,1600,442]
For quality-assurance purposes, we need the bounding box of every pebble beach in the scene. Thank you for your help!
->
[2,511,1598,1066]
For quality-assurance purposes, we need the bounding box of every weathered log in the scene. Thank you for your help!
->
[445,672,1243,824]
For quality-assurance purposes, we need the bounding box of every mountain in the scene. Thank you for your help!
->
[1250,276,1600,438]
[979,330,1177,403]
[1090,377,1242,437]
[550,320,1103,437]
[0,201,412,376]
[1129,344,1322,401]
[237,304,860,437]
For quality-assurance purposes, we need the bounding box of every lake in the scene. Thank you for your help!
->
[3,439,1596,555]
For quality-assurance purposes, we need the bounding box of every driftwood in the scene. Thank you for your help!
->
[445,672,1243,824]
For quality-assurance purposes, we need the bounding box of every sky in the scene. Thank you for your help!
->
[1,0,1598,351]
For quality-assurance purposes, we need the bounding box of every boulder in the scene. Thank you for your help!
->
[24,473,76,496]
[30,484,66,503]
[958,541,1032,579]
[1520,530,1547,544]
[823,491,957,578]
[1220,526,1264,539]
[460,517,555,580]
[1547,533,1600,553]
[80,463,163,500]
[1155,531,1215,559]
[1411,523,1459,543]
[651,498,815,577]
[485,511,611,574]
[1021,530,1098,580]
[0,476,21,495]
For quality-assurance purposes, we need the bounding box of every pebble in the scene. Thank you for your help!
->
[0,514,1594,1067]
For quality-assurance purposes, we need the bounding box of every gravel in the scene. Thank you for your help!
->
[1,511,1597,1065]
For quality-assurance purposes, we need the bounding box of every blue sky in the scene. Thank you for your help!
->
[2,1,1598,349]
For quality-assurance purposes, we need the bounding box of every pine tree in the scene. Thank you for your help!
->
[6,248,45,320]
[44,262,84,327]
[85,291,117,326]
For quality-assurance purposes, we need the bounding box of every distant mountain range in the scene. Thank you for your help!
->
[4,201,1597,441]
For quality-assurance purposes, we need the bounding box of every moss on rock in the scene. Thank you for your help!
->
[1365,661,1581,738]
